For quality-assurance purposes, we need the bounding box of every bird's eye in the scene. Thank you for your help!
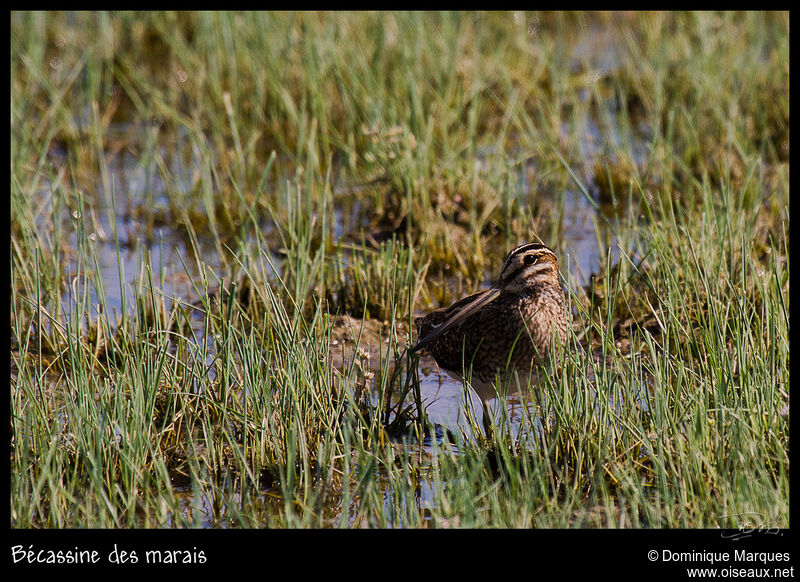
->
[524,254,537,265]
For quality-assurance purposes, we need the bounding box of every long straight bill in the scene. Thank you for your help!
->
[411,286,502,353]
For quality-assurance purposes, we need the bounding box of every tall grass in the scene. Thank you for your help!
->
[11,11,788,528]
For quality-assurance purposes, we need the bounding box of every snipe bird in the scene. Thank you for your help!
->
[411,242,567,395]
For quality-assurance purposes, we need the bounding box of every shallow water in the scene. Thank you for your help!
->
[22,18,658,527]
[36,122,625,527]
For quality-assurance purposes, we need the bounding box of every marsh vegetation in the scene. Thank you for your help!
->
[10,11,789,528]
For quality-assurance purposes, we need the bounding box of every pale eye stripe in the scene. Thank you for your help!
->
[502,243,543,272]
[501,243,554,275]
[501,259,553,286]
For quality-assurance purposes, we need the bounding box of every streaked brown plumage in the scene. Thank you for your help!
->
[411,243,567,394]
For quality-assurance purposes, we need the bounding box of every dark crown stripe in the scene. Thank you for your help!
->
[500,242,553,274]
